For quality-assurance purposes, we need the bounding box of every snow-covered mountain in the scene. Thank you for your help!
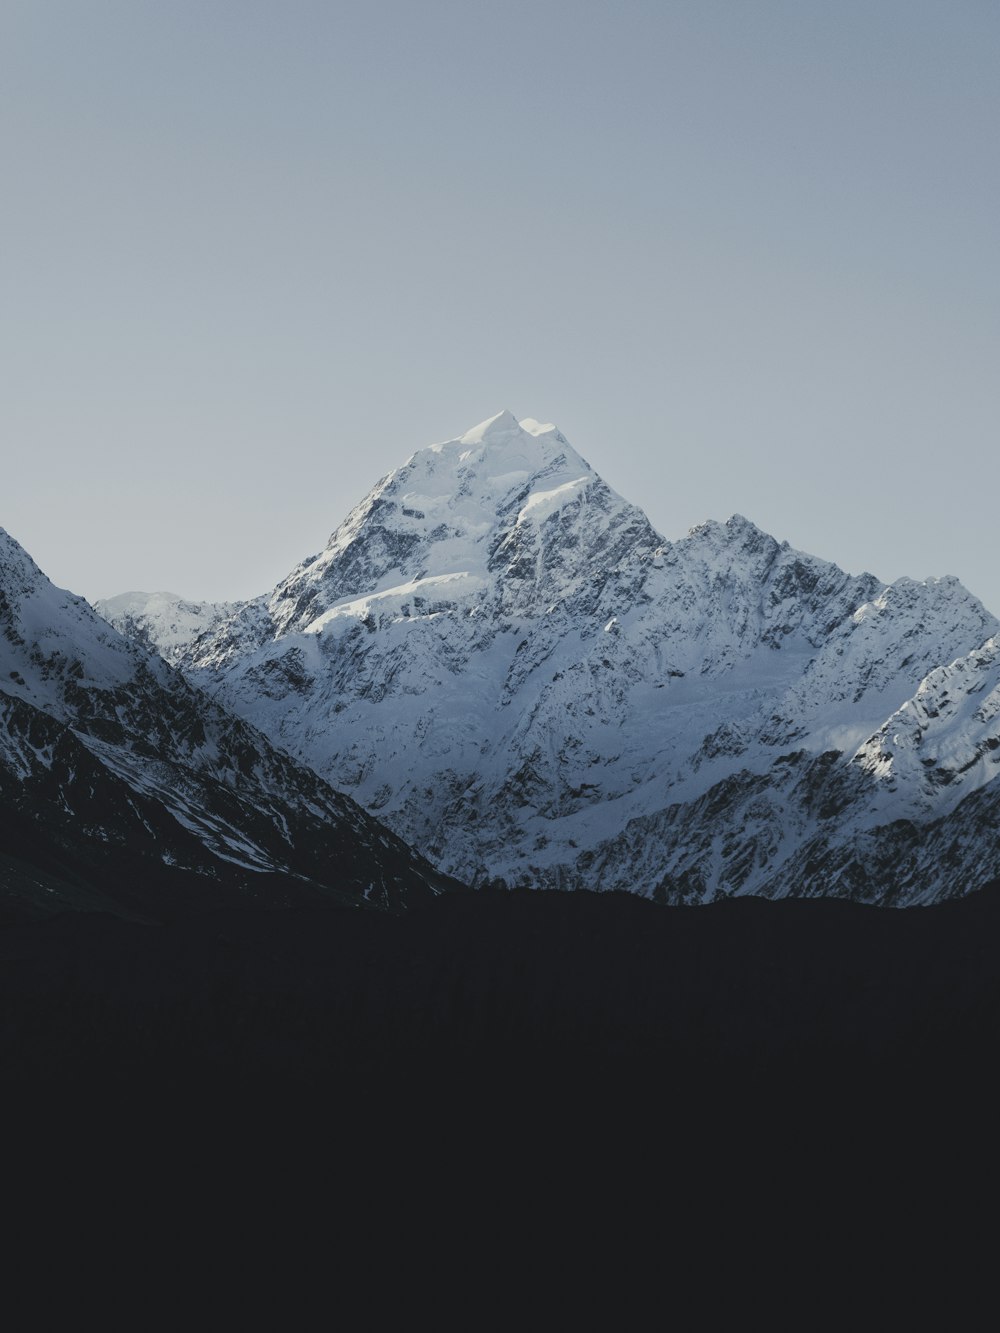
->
[98,411,1000,904]
[94,590,235,667]
[0,527,452,921]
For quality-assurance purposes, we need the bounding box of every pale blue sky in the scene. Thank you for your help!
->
[3,1,998,613]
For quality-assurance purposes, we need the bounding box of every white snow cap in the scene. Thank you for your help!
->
[456,410,568,448]
[458,410,522,446]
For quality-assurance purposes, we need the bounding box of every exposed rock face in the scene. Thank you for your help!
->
[98,412,1000,903]
[1,527,453,921]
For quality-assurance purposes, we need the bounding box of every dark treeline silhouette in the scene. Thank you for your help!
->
[3,883,999,1111]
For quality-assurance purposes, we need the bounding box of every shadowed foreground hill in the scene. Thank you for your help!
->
[0,526,454,920]
[3,885,999,1102]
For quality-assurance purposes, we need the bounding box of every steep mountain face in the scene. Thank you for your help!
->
[0,528,452,921]
[99,412,1000,904]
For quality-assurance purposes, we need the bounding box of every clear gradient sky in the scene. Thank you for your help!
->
[3,1,998,613]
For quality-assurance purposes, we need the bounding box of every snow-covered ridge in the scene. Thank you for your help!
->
[94,590,236,666]
[853,634,1000,818]
[96,413,1000,904]
[1,525,450,913]
[3,526,154,715]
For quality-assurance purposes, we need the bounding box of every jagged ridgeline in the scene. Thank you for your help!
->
[96,411,1000,906]
[0,528,454,922]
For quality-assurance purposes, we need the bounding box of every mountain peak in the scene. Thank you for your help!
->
[405,411,594,498]
[458,410,523,446]
[91,410,1000,909]
[0,526,37,572]
[726,513,761,533]
[455,411,570,450]
[685,514,770,545]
